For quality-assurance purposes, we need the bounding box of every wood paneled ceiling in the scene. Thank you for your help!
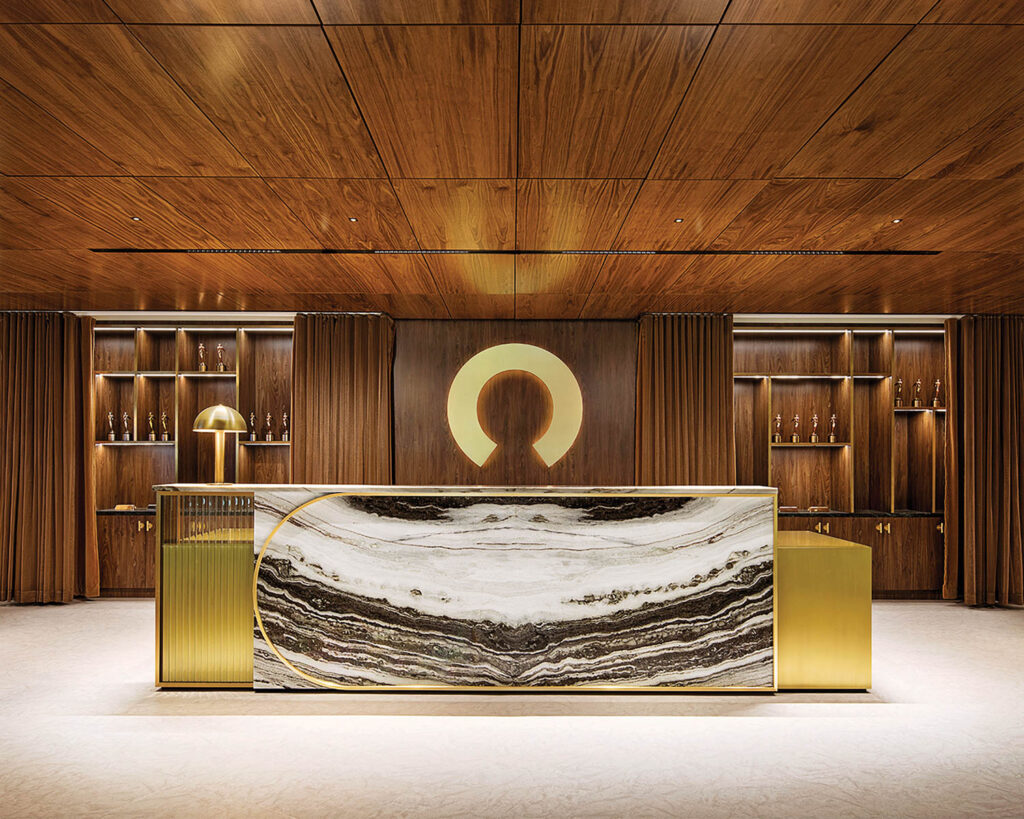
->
[0,0,1021,317]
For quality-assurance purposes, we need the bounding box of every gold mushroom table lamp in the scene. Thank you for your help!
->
[192,405,247,484]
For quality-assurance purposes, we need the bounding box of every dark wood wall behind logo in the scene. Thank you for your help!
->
[393,321,637,486]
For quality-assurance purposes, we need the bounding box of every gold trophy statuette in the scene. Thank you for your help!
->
[106,410,116,442]
[932,378,942,408]
[265,411,274,442]
[790,414,800,444]
[216,342,226,372]
[198,341,207,372]
[147,411,156,441]
[772,413,782,443]
[912,378,923,407]
[249,411,257,442]
[121,410,131,442]
[809,412,819,444]
[894,376,903,407]
[828,413,838,443]
[160,411,169,441]
[282,411,289,442]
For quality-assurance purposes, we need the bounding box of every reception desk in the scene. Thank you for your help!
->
[154,484,869,692]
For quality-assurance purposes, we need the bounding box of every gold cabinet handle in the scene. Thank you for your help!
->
[875,522,883,534]
[146,521,153,532]
[884,522,892,535]
[137,520,145,532]
[823,522,830,534]
[937,522,944,534]
[814,522,822,533]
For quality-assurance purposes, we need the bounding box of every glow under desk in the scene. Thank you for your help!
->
[154,484,869,692]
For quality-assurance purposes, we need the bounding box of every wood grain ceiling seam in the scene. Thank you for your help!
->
[306,3,451,316]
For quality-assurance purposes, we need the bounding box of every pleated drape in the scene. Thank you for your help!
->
[0,312,98,603]
[635,313,736,485]
[943,315,1024,606]
[291,313,394,484]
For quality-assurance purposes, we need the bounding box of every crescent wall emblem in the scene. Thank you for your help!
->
[446,343,584,467]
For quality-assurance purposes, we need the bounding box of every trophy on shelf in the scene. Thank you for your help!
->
[147,411,156,441]
[772,414,783,443]
[809,412,820,444]
[912,378,923,407]
[828,413,838,444]
[249,411,257,442]
[106,411,116,442]
[281,411,289,443]
[197,341,207,373]
[160,411,169,441]
[121,410,131,442]
[894,377,904,407]
[790,414,800,443]
[265,411,274,442]
[216,342,226,372]
[932,378,942,408]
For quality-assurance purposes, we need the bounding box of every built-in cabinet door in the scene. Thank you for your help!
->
[855,516,942,597]
[97,513,155,597]
[777,516,845,536]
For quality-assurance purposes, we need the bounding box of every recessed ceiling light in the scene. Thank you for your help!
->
[130,216,141,222]
[348,217,358,222]
[673,218,683,223]
[891,218,902,224]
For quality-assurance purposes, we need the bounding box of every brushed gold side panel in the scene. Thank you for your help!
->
[157,492,254,686]
[777,531,872,690]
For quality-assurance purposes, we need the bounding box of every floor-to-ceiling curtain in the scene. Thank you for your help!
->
[636,313,736,485]
[0,312,98,603]
[291,313,394,484]
[944,315,1024,606]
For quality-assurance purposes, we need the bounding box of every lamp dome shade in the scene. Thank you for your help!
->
[192,404,247,433]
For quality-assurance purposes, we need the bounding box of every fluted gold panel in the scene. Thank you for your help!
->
[157,492,254,686]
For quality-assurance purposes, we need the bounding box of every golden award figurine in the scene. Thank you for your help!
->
[809,412,820,443]
[121,410,131,442]
[828,413,838,443]
[772,414,782,443]
[894,377,903,407]
[216,342,226,372]
[932,378,942,408]
[106,411,116,442]
[249,411,257,442]
[147,411,156,441]
[912,378,923,407]
[160,411,169,441]
[197,341,207,373]
[281,411,289,443]
[790,414,800,444]
[265,411,274,442]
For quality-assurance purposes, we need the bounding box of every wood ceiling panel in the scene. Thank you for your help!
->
[514,255,607,293]
[0,1,116,22]
[315,0,518,23]
[132,26,384,178]
[710,180,895,250]
[10,177,223,249]
[666,253,786,293]
[723,0,935,23]
[587,254,699,293]
[580,291,739,318]
[783,25,1024,178]
[425,255,515,294]
[0,25,253,176]
[327,25,516,178]
[441,293,515,319]
[519,24,712,178]
[516,179,641,249]
[236,253,436,293]
[614,180,768,250]
[650,24,909,179]
[0,81,122,175]
[137,178,318,248]
[264,179,418,249]
[392,180,514,249]
[522,1,728,23]
[514,293,588,320]
[105,0,318,23]
[924,0,1024,23]
[906,101,1024,180]
[1,182,111,250]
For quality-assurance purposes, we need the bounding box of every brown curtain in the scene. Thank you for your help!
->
[291,313,394,484]
[944,315,1024,606]
[636,313,736,485]
[0,312,98,603]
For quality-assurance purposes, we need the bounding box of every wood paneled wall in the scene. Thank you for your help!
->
[393,320,636,485]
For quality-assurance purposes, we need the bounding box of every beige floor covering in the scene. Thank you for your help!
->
[0,599,1022,818]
